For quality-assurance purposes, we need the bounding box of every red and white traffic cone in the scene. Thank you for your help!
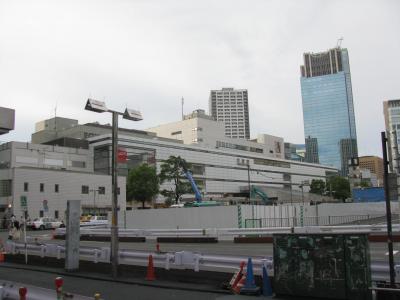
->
[19,287,27,300]
[230,261,246,289]
[232,275,246,294]
[55,276,63,300]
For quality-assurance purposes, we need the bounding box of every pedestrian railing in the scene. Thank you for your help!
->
[245,214,385,228]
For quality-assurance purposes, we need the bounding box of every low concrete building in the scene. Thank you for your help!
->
[0,142,126,220]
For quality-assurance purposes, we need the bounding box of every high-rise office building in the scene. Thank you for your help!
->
[300,47,358,176]
[359,156,384,186]
[209,88,250,139]
[383,99,400,174]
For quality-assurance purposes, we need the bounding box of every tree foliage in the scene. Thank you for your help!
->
[126,163,159,208]
[159,156,193,204]
[309,179,326,195]
[359,180,371,188]
[327,176,351,201]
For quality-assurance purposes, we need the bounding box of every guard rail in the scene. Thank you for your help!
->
[54,224,400,240]
[5,241,272,275]
[4,241,399,282]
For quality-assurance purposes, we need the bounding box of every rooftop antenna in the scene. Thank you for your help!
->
[337,37,344,48]
[54,101,58,136]
[181,97,184,120]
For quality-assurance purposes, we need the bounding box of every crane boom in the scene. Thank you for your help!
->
[179,160,202,203]
[183,169,202,203]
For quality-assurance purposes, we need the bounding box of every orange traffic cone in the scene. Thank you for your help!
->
[232,275,246,294]
[145,255,156,281]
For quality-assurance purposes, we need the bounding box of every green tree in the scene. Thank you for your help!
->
[359,180,371,188]
[159,156,193,204]
[127,163,159,208]
[309,179,326,195]
[327,176,351,201]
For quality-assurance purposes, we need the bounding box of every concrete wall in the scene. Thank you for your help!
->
[315,202,399,217]
[118,205,238,229]
[119,202,400,229]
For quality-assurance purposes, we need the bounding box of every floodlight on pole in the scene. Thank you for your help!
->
[84,98,142,278]
[85,99,108,113]
[123,108,143,121]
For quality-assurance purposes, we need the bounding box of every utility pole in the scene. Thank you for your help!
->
[289,176,293,205]
[89,189,100,216]
[247,162,251,203]
[382,131,395,287]
[300,184,304,206]
[181,97,184,120]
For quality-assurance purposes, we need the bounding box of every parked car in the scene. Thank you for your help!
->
[28,217,65,230]
[80,215,108,227]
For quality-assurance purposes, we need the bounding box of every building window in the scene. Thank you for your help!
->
[71,161,86,168]
[40,183,44,192]
[0,180,12,197]
[39,210,44,218]
[55,210,59,219]
[192,165,205,175]
[171,131,182,136]
[81,185,89,194]
[98,186,105,195]
[55,184,59,193]
[24,182,29,192]
[117,187,120,195]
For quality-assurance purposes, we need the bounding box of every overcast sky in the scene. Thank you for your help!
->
[1,0,399,156]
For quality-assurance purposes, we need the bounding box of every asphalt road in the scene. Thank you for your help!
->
[0,230,395,299]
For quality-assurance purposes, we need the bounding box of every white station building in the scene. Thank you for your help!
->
[89,132,337,202]
[0,114,338,219]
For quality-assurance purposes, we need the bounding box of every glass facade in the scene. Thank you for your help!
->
[301,51,358,176]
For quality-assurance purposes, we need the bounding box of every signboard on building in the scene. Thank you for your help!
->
[43,199,48,212]
[117,148,128,163]
[20,196,27,210]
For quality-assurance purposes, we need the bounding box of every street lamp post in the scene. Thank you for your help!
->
[299,184,304,205]
[85,99,142,278]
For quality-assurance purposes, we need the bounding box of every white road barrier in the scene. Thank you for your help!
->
[4,240,399,282]
[54,224,400,239]
[5,240,272,276]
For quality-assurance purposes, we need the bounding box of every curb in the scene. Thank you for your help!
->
[0,263,231,295]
